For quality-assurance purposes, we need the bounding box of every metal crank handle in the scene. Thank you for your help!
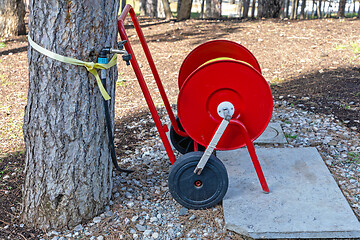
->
[109,49,127,54]
[194,115,231,175]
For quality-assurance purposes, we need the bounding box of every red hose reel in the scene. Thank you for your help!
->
[118,5,272,210]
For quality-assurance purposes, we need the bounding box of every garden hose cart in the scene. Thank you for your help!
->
[118,4,273,209]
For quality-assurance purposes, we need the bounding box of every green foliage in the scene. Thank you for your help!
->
[340,104,351,110]
[0,74,12,86]
[342,152,360,164]
[335,41,360,64]
[350,42,360,54]
[335,44,347,50]
[0,42,5,48]
[285,134,297,139]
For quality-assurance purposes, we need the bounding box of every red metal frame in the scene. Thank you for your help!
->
[117,5,270,193]
[230,119,269,193]
[118,4,187,164]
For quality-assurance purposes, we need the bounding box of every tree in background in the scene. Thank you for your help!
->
[0,0,26,37]
[262,0,283,17]
[300,0,306,19]
[162,0,173,19]
[338,0,346,17]
[23,0,118,230]
[290,0,299,19]
[177,0,193,20]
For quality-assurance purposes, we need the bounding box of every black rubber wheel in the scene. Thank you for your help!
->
[168,151,228,209]
[170,116,205,154]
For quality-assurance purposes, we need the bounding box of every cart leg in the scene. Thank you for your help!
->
[230,119,270,193]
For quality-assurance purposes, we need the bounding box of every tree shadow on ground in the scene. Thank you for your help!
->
[271,66,360,132]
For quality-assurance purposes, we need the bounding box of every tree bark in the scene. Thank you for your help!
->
[205,0,212,17]
[238,0,244,17]
[257,0,263,18]
[316,0,322,18]
[146,0,158,17]
[177,0,182,15]
[200,0,205,18]
[177,0,193,20]
[0,0,26,37]
[23,0,119,230]
[285,0,290,17]
[251,0,256,18]
[262,0,283,17]
[243,0,250,18]
[300,0,306,19]
[212,0,222,18]
[338,0,346,17]
[162,0,173,19]
[140,0,147,15]
[290,0,299,19]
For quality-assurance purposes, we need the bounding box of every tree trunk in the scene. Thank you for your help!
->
[243,0,250,18]
[316,0,322,18]
[205,0,212,17]
[358,0,360,18]
[212,0,222,18]
[200,0,205,18]
[262,0,283,17]
[300,0,306,19]
[290,0,299,19]
[162,0,173,19]
[0,0,26,37]
[23,0,119,230]
[251,0,256,18]
[238,0,245,18]
[285,0,290,17]
[338,0,346,17]
[177,0,192,20]
[140,0,147,15]
[257,0,263,18]
[146,0,158,17]
[177,0,182,15]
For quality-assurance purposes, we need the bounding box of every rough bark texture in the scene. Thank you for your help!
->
[300,0,306,19]
[177,0,193,20]
[0,0,26,37]
[316,0,322,18]
[140,0,146,15]
[243,0,250,18]
[204,0,221,18]
[146,0,158,17]
[205,0,212,17]
[290,0,299,19]
[251,0,256,18]
[262,0,282,17]
[161,0,173,19]
[338,0,346,17]
[23,0,119,230]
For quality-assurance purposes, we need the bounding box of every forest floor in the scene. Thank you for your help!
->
[0,17,360,239]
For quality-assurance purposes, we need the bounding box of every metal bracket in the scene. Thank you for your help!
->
[194,101,235,175]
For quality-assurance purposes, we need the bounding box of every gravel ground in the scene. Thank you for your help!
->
[27,99,360,240]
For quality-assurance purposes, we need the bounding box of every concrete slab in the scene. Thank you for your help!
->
[254,122,287,144]
[218,147,360,239]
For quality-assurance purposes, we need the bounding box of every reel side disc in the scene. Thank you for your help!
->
[177,60,273,150]
[178,40,261,88]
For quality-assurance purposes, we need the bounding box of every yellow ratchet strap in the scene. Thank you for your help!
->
[28,35,117,100]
